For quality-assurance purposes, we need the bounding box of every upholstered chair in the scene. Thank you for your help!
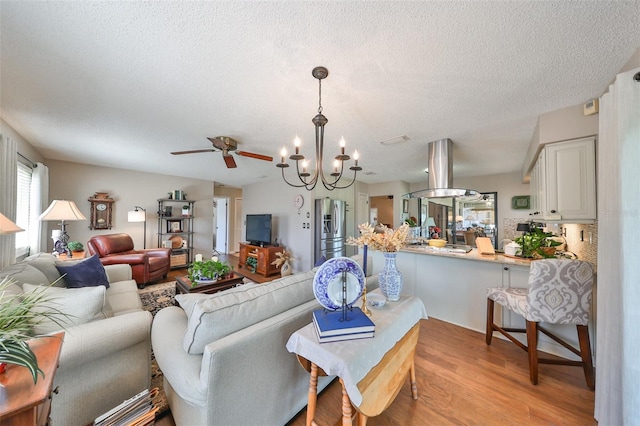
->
[486,259,595,389]
[87,233,171,288]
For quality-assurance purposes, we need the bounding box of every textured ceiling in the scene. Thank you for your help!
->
[1,1,639,188]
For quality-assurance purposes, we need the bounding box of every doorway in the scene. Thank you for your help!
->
[213,197,229,254]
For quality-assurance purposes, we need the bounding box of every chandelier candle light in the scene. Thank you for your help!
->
[277,66,362,191]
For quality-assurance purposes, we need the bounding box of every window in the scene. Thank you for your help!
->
[15,162,33,257]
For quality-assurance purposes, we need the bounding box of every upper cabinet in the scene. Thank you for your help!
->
[530,137,596,222]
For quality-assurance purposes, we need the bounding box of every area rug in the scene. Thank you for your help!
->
[138,281,177,417]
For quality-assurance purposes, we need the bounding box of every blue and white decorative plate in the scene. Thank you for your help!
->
[313,257,365,310]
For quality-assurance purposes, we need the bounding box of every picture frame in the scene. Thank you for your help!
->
[402,199,409,213]
[167,219,182,233]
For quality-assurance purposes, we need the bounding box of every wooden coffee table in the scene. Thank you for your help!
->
[175,273,245,295]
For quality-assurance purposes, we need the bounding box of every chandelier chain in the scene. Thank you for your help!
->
[318,78,323,114]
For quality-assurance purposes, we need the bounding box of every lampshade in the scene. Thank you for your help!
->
[456,215,464,222]
[0,213,24,234]
[128,210,146,223]
[39,200,87,221]
[426,217,436,227]
[466,215,474,221]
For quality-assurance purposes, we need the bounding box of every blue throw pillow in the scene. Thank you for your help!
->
[314,255,327,267]
[55,255,110,289]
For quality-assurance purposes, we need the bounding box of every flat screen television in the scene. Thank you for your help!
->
[246,214,272,246]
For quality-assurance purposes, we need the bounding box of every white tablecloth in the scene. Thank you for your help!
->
[286,290,428,406]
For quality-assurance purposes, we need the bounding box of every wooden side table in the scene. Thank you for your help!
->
[0,332,64,426]
[56,251,86,261]
[286,292,427,426]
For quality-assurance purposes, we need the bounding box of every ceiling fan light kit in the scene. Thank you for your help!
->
[277,66,362,191]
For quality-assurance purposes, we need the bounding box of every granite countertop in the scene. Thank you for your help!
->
[401,245,532,267]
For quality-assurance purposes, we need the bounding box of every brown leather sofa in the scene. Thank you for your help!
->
[87,233,171,288]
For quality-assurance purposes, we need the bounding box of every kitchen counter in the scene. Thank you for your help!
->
[401,245,532,267]
[370,246,589,360]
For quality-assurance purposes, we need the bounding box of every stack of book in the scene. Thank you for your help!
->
[312,307,375,343]
[93,388,159,426]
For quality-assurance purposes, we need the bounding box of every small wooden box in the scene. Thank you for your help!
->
[170,252,187,267]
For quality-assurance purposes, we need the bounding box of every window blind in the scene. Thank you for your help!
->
[16,162,33,256]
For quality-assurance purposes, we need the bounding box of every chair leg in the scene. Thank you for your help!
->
[526,320,539,385]
[577,325,595,390]
[486,298,495,345]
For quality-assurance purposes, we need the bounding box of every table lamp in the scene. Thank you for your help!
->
[425,217,436,238]
[39,200,87,256]
[128,206,147,249]
[0,213,24,234]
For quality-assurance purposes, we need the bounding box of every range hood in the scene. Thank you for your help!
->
[409,138,481,200]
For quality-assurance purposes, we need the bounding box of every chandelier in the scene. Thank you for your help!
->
[277,66,361,191]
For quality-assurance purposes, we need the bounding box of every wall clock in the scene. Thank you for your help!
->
[88,192,115,230]
[293,194,304,213]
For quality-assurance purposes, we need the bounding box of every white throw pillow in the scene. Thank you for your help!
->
[22,283,109,334]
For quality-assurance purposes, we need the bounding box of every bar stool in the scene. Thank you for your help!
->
[486,259,595,389]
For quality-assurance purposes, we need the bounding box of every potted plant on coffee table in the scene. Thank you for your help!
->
[188,257,231,284]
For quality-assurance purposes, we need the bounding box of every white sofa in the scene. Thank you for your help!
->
[152,256,377,426]
[0,253,153,426]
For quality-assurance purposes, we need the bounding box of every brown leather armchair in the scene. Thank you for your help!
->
[87,233,171,288]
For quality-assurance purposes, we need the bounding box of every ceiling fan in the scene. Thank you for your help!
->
[171,136,273,168]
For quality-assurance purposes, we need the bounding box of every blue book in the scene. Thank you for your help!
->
[313,322,374,343]
[312,307,375,337]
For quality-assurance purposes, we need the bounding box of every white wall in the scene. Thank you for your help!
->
[242,177,314,272]
[47,160,215,255]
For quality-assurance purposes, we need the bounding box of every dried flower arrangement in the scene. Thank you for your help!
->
[271,250,294,268]
[347,222,410,252]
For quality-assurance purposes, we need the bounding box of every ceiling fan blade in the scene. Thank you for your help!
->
[171,149,216,155]
[223,153,237,168]
[236,151,274,162]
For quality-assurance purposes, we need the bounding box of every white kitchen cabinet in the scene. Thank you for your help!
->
[530,137,596,222]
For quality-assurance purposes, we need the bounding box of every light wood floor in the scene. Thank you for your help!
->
[155,317,595,425]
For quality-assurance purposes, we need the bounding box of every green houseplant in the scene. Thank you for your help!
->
[67,241,84,252]
[188,258,231,284]
[0,276,67,383]
[513,227,562,258]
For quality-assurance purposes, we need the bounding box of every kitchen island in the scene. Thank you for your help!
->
[370,247,590,360]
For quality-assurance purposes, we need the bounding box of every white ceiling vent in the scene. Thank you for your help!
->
[378,135,410,145]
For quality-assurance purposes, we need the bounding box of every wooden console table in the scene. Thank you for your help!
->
[238,243,282,277]
[0,332,64,426]
[286,292,427,425]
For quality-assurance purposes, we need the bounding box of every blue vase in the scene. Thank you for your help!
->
[379,252,402,301]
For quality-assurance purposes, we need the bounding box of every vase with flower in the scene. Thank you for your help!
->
[348,222,409,301]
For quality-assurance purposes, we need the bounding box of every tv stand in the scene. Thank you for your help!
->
[238,242,282,277]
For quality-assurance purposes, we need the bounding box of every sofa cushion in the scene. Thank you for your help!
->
[22,283,110,334]
[176,270,316,354]
[0,263,50,288]
[24,253,65,285]
[55,255,110,289]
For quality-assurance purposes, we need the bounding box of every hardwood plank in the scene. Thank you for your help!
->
[156,315,596,426]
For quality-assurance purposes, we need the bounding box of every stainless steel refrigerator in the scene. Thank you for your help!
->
[315,198,346,263]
